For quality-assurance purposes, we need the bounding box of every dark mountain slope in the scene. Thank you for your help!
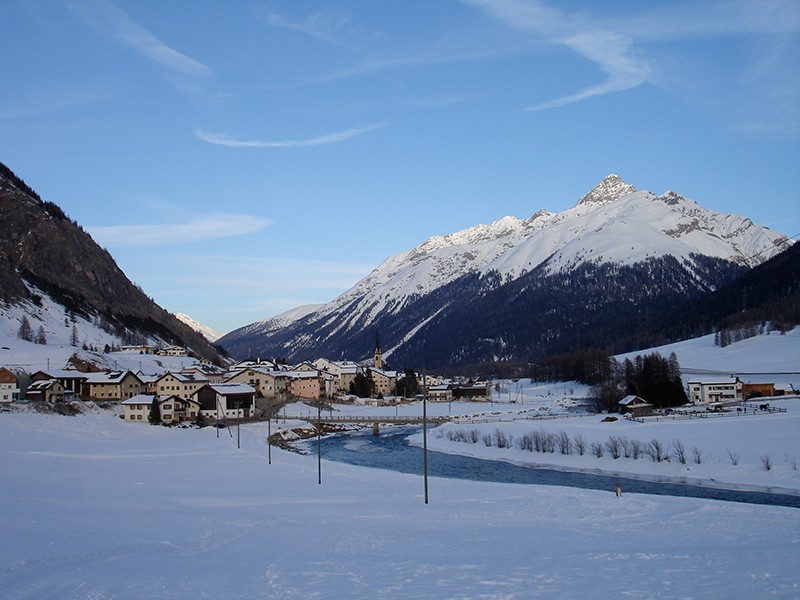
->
[0,162,221,362]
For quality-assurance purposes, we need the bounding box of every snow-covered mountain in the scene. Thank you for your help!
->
[219,175,792,367]
[174,313,223,343]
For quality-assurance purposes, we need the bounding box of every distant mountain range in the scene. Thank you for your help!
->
[0,162,223,363]
[219,175,793,369]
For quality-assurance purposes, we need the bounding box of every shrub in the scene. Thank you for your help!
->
[591,441,604,458]
[557,431,571,455]
[691,446,702,464]
[646,439,665,462]
[727,449,740,466]
[494,429,511,449]
[630,439,643,460]
[573,433,587,456]
[605,436,623,459]
[670,439,687,465]
[761,455,772,471]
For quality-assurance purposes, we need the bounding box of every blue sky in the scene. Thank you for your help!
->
[2,0,799,335]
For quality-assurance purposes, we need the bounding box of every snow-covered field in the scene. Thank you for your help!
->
[1,408,798,599]
[1,327,798,598]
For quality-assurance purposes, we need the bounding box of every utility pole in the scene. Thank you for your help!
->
[267,396,272,465]
[423,369,429,505]
[236,399,241,449]
[317,397,322,485]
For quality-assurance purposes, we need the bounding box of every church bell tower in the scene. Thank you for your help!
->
[373,330,383,369]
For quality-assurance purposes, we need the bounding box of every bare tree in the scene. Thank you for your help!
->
[727,449,740,466]
[630,439,643,460]
[573,433,587,456]
[691,446,702,464]
[670,439,687,464]
[646,439,665,462]
[761,455,772,471]
[557,431,571,455]
[591,441,604,458]
[620,437,631,458]
[605,436,623,459]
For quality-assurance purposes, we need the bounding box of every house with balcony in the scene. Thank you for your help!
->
[154,372,208,399]
[121,394,200,424]
[81,371,143,401]
[687,378,742,405]
[194,383,256,420]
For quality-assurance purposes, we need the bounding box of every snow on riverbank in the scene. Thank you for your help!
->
[1,409,798,599]
[420,398,800,495]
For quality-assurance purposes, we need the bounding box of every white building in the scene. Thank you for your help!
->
[687,378,742,405]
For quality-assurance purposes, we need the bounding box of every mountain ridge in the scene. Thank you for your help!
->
[0,161,223,364]
[219,175,791,367]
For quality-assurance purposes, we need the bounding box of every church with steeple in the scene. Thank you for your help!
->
[373,330,383,369]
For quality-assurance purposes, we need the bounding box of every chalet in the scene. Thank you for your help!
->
[288,370,325,400]
[121,394,200,424]
[225,367,277,398]
[180,365,225,384]
[452,382,491,402]
[119,345,154,354]
[157,346,187,357]
[0,367,20,403]
[368,367,397,398]
[31,369,88,399]
[81,371,143,401]
[427,384,452,402]
[619,395,654,417]
[194,383,256,420]
[154,372,208,399]
[337,365,361,396]
[26,379,65,403]
[687,378,742,405]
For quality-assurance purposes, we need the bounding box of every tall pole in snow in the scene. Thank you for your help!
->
[317,397,322,485]
[423,368,429,505]
[267,396,272,465]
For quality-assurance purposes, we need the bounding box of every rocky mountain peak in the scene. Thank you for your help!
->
[576,174,637,206]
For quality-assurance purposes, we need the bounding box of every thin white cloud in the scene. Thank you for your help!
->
[88,214,271,247]
[195,122,387,148]
[464,0,650,110]
[466,0,800,113]
[67,0,212,80]
[264,10,355,48]
[527,30,650,111]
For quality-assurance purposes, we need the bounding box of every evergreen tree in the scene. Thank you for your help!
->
[148,398,161,425]
[70,324,79,347]
[18,316,33,342]
[35,325,47,345]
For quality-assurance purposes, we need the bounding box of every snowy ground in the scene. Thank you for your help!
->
[1,408,798,599]
[1,327,798,597]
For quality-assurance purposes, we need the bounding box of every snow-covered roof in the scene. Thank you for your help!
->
[83,371,140,384]
[619,395,651,406]
[208,383,255,396]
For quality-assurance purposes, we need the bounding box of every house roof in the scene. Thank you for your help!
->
[83,371,141,385]
[619,395,651,406]
[207,383,256,396]
[156,371,208,384]
[33,369,88,380]
[28,379,62,391]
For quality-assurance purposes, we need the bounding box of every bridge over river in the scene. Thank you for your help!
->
[307,414,451,434]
